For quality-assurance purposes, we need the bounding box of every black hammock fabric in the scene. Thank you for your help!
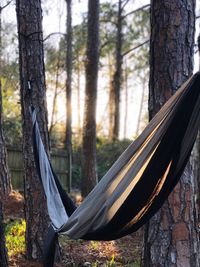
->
[31,72,200,267]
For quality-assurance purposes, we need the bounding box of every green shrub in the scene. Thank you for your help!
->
[96,139,131,179]
[5,219,26,257]
[72,138,131,188]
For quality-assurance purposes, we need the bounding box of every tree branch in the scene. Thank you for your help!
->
[121,0,130,11]
[43,32,66,42]
[100,40,111,51]
[122,40,149,57]
[0,0,13,11]
[122,4,150,19]
[196,15,200,20]
[99,40,115,55]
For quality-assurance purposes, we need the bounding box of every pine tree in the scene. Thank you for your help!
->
[0,4,11,265]
[81,0,100,197]
[16,0,49,260]
[143,1,199,266]
[65,0,73,192]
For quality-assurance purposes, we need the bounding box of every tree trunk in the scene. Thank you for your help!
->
[0,83,11,196]
[143,1,199,266]
[0,201,8,267]
[195,33,200,231]
[108,53,115,141]
[135,77,146,136]
[81,0,99,197]
[0,4,11,196]
[16,0,49,260]
[0,6,10,266]
[111,0,123,141]
[0,89,9,267]
[123,58,128,139]
[76,53,81,138]
[49,49,61,137]
[65,0,73,193]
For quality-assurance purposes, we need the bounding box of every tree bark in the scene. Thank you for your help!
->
[16,0,49,260]
[81,0,99,197]
[0,91,9,266]
[123,58,128,139]
[49,49,61,137]
[143,1,199,266]
[108,52,115,141]
[0,83,11,196]
[76,53,81,138]
[195,33,200,233]
[0,4,11,196]
[0,201,8,267]
[65,0,73,193]
[111,0,123,141]
[0,6,10,266]
[135,77,146,136]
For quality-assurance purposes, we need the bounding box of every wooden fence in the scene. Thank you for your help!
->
[7,147,68,191]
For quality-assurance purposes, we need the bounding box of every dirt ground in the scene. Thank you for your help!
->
[4,191,143,267]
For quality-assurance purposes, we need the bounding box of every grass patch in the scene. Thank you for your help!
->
[5,219,26,257]
[90,240,99,250]
[106,254,116,266]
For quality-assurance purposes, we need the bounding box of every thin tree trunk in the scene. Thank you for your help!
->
[143,1,199,266]
[77,53,81,138]
[0,110,9,266]
[49,48,61,137]
[135,77,146,136]
[0,6,10,266]
[49,6,62,138]
[0,6,11,196]
[112,0,123,141]
[0,201,8,267]
[123,58,128,139]
[81,0,99,197]
[65,0,73,193]
[0,83,11,195]
[195,33,200,227]
[16,0,49,260]
[108,53,115,141]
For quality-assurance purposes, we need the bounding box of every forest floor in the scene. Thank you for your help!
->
[4,191,143,267]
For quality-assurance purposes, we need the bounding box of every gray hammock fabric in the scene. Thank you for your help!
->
[31,72,200,267]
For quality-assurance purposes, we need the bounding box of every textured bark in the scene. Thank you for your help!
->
[143,1,199,266]
[0,83,11,196]
[65,0,73,193]
[0,202,8,267]
[192,132,200,231]
[81,0,99,197]
[123,58,128,138]
[136,78,146,136]
[49,50,61,137]
[195,34,200,230]
[111,0,123,141]
[16,0,49,260]
[108,53,115,141]
[0,6,10,266]
[76,53,81,137]
[0,6,11,196]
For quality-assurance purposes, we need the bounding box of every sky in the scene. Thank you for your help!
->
[1,0,200,139]
[41,0,151,138]
[2,0,151,139]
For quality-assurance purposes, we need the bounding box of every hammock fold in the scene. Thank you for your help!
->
[31,72,200,267]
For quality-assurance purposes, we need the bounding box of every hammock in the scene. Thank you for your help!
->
[31,72,200,267]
